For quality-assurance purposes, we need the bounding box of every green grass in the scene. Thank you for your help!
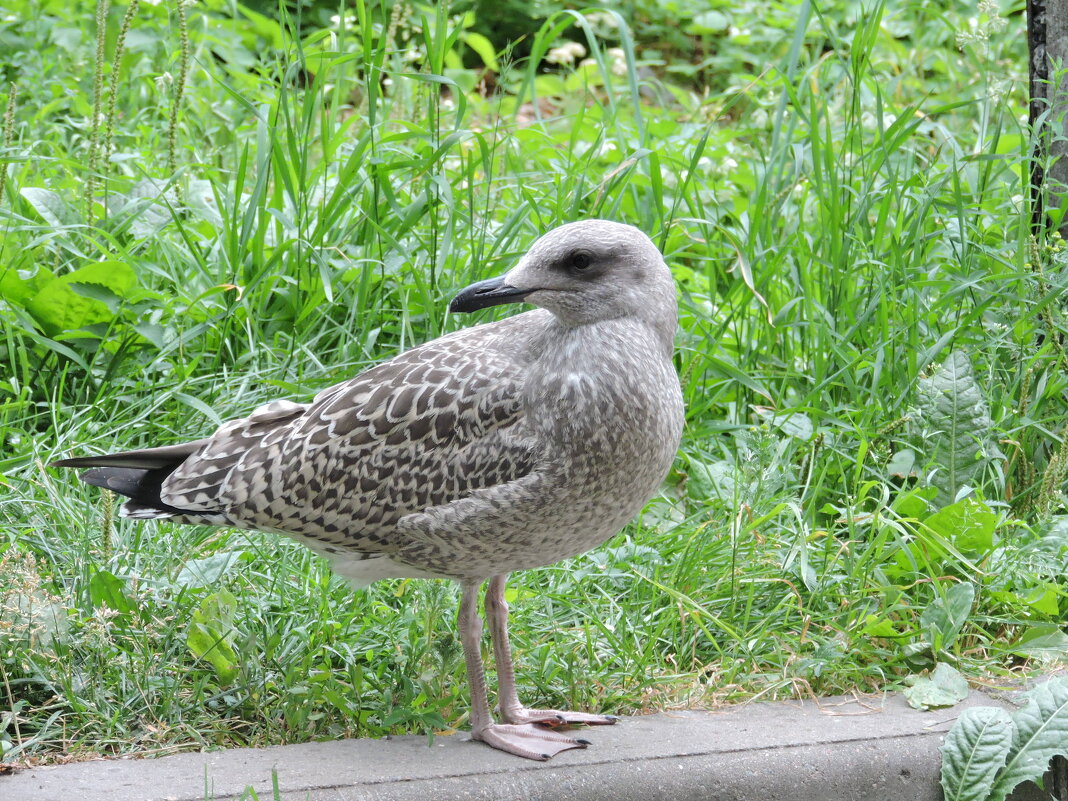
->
[2,0,1067,765]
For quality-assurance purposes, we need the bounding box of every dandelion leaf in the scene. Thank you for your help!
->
[988,676,1068,801]
[916,350,1000,507]
[940,705,1014,801]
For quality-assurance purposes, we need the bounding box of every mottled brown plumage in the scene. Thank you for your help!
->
[53,219,684,760]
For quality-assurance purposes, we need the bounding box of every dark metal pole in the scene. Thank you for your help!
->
[1028,0,1068,237]
[1027,0,1047,233]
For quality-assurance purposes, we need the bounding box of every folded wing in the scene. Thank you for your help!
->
[58,318,541,556]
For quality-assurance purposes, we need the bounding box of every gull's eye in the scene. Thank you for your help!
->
[567,250,593,274]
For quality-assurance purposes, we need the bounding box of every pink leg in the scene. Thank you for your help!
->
[457,579,590,760]
[484,574,618,728]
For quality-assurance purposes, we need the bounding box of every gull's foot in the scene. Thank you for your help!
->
[501,707,620,728]
[473,722,591,761]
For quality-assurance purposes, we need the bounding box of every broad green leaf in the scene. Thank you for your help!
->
[860,614,904,639]
[903,663,969,710]
[106,178,173,238]
[1022,584,1060,617]
[185,179,224,227]
[185,590,240,685]
[20,187,80,227]
[134,321,167,348]
[915,350,1003,508]
[887,448,916,478]
[175,551,244,589]
[24,260,136,335]
[940,706,1014,801]
[754,407,814,440]
[462,31,498,70]
[685,458,737,501]
[1010,624,1068,659]
[920,582,974,653]
[0,264,57,308]
[234,1,286,48]
[25,260,137,334]
[989,677,1068,801]
[88,569,134,614]
[68,281,125,313]
[892,486,935,519]
[924,498,997,554]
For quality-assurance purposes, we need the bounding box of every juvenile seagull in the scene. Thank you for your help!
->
[52,219,685,761]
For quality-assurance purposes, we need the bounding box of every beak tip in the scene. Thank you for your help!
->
[449,276,531,314]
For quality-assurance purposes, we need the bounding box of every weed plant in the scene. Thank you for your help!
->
[1,0,1067,764]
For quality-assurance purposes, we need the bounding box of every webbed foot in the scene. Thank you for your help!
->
[473,722,592,761]
[501,707,619,728]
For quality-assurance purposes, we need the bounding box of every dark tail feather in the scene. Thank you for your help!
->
[50,438,209,470]
[52,439,213,517]
[77,465,186,514]
[81,466,155,496]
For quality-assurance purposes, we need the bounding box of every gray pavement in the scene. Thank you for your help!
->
[3,689,1058,801]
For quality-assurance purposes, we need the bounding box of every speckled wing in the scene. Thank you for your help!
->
[159,316,541,555]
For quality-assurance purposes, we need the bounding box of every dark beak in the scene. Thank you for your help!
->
[449,275,532,313]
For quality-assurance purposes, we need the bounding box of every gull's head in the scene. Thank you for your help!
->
[450,220,677,341]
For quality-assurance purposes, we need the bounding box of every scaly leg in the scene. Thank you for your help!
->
[457,579,590,760]
[484,574,618,728]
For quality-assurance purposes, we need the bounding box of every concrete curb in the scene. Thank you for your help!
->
[3,689,1061,801]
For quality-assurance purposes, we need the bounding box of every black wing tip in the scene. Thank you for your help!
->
[78,466,107,481]
[55,462,210,517]
[48,445,202,471]
[76,466,135,490]
[51,457,120,472]
[50,456,121,469]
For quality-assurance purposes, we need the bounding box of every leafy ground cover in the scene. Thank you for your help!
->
[2,0,1067,766]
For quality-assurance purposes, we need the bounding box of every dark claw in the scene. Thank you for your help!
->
[576,738,592,746]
